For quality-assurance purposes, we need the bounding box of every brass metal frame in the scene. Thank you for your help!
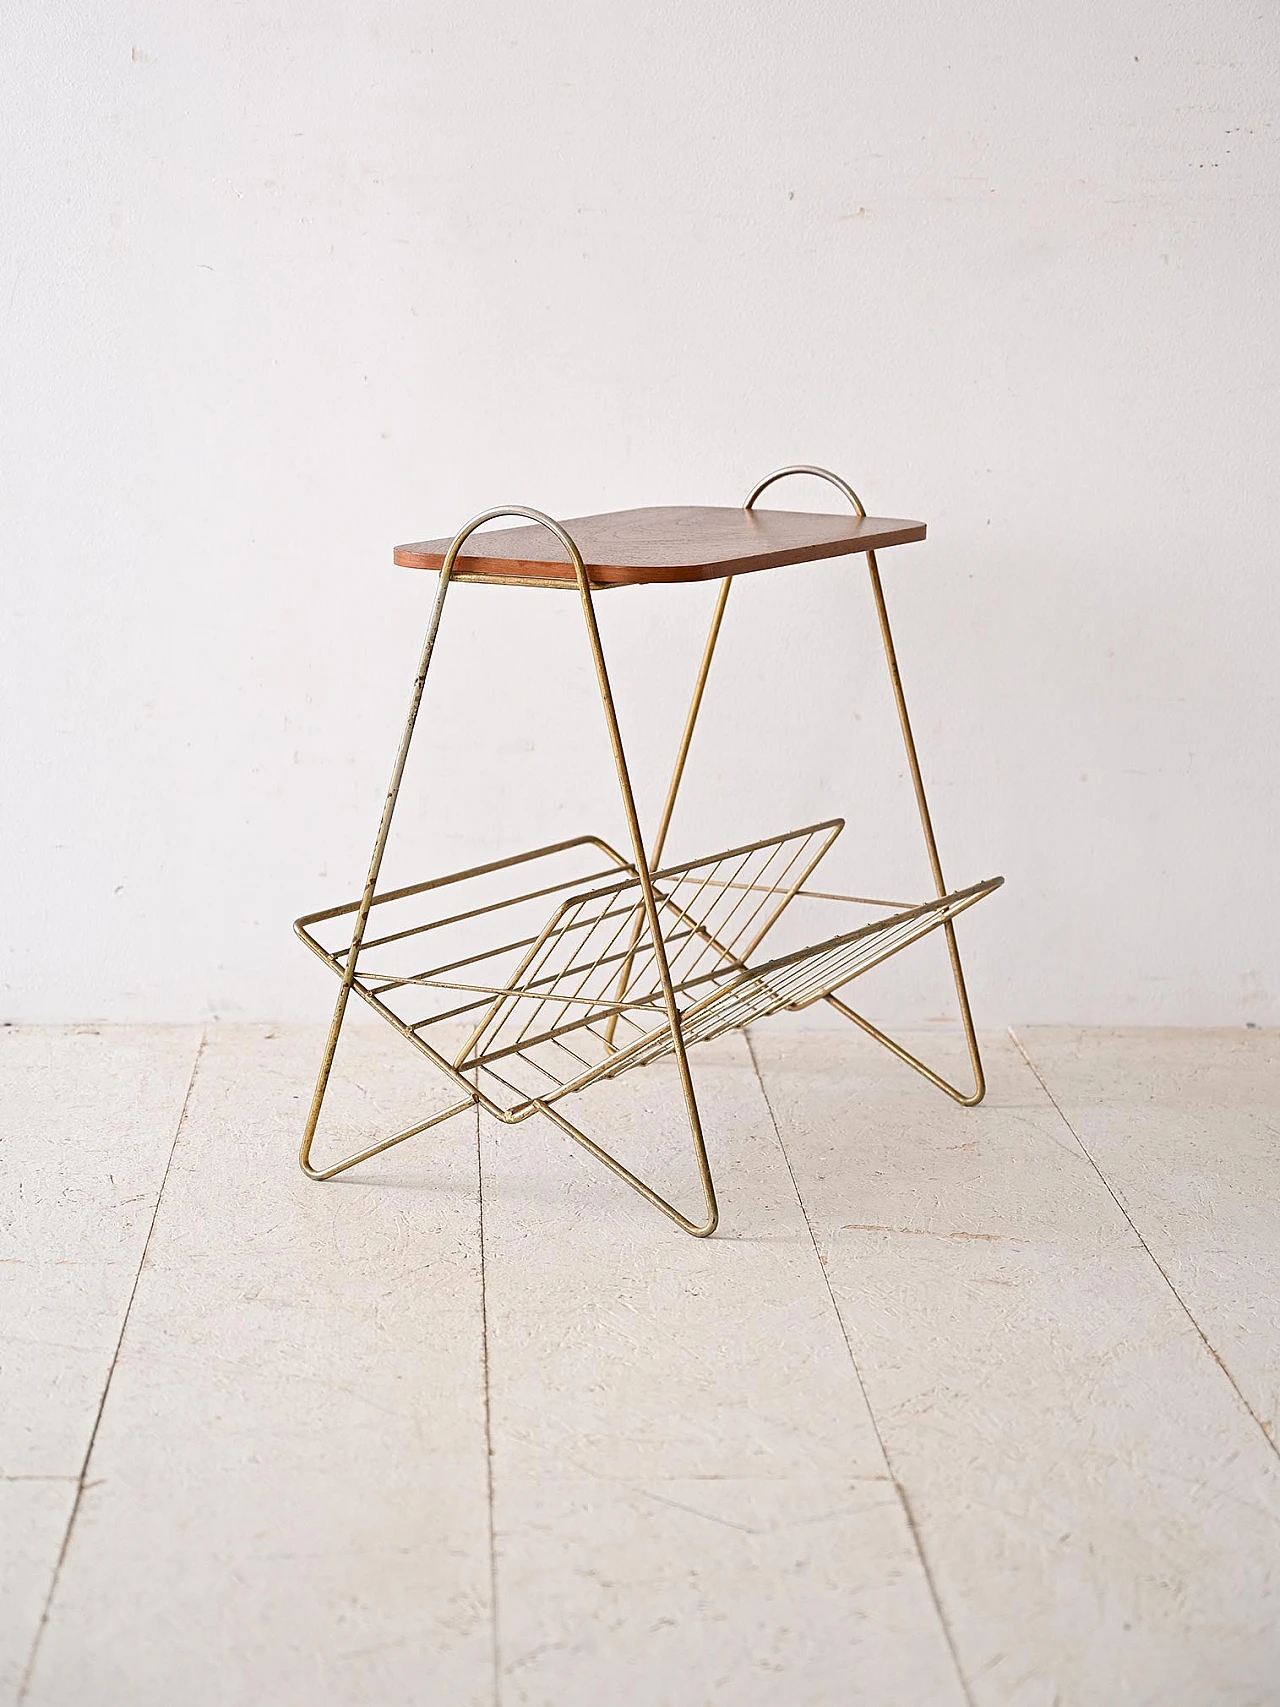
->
[746,466,989,1104]
[295,473,1001,1236]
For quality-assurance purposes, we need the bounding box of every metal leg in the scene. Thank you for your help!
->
[570,559,719,1236]
[302,1097,479,1182]
[535,1100,717,1237]
[605,470,988,1109]
[825,547,985,1105]
[743,467,987,1104]
[299,506,718,1234]
[602,574,733,1047]
[298,563,476,1178]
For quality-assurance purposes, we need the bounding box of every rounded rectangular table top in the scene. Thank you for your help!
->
[393,505,926,587]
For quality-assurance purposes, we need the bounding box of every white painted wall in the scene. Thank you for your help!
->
[2,1,1277,1026]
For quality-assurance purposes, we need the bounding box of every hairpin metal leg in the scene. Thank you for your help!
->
[571,558,719,1236]
[298,506,718,1232]
[742,467,988,1104]
[535,1100,718,1237]
[298,564,471,1179]
[824,547,985,1103]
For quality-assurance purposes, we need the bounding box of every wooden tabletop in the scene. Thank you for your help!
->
[393,505,925,587]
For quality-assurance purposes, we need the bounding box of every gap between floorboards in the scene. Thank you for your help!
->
[743,1025,979,1707]
[16,1030,208,1703]
[1008,1026,1279,1466]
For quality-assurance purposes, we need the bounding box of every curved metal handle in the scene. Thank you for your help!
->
[743,464,866,518]
[442,505,587,579]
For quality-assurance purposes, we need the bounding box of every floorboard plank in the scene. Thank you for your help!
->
[0,1026,203,1475]
[480,1033,966,1705]
[0,1484,75,1707]
[14,1023,1277,1704]
[750,1028,1280,1707]
[1017,1027,1280,1453]
[0,1025,203,1702]
[23,1026,492,1707]
[496,1476,950,1707]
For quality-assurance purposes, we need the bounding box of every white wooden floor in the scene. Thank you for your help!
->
[3,1024,1278,1706]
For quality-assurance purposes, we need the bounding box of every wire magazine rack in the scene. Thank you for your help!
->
[295,467,1003,1237]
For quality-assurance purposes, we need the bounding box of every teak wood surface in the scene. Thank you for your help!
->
[393,505,926,586]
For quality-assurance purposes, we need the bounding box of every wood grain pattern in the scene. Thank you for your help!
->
[393,504,926,586]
